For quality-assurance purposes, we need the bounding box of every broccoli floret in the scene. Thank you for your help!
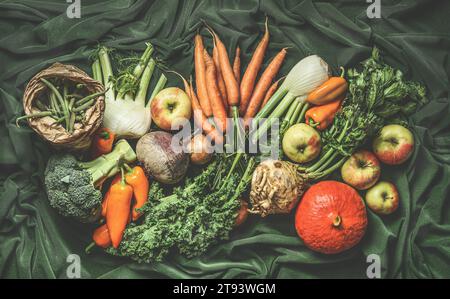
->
[44,140,136,223]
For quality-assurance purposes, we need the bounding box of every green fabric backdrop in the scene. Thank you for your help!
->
[1,0,449,279]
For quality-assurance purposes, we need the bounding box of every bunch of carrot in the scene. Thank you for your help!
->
[189,18,288,142]
[86,164,149,252]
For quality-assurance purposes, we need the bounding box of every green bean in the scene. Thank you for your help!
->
[35,100,47,111]
[49,92,60,115]
[68,98,75,111]
[68,112,76,134]
[66,94,83,99]
[16,111,53,127]
[41,78,69,128]
[75,89,107,107]
[73,98,95,112]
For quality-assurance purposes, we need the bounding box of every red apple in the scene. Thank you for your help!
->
[150,87,192,131]
[365,181,399,215]
[341,150,381,190]
[372,124,414,165]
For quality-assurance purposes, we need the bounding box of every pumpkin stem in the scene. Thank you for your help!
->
[332,215,341,227]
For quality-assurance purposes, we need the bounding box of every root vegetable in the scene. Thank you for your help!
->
[249,160,305,217]
[235,199,249,227]
[136,131,189,184]
[188,134,213,165]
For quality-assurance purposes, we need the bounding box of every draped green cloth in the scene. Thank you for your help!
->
[1,0,449,279]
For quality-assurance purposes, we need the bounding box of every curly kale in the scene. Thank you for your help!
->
[109,155,256,263]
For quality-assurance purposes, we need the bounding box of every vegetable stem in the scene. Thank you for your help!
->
[85,242,96,254]
[146,73,167,107]
[311,157,346,180]
[98,47,116,101]
[132,43,154,79]
[252,92,296,143]
[255,88,288,119]
[297,102,309,124]
[135,59,156,105]
[92,59,102,82]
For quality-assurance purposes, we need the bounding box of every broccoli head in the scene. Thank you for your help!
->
[44,140,136,223]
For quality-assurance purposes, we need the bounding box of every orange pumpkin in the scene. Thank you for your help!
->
[295,181,367,254]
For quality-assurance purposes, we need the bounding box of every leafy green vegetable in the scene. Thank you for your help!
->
[303,47,427,177]
[109,154,256,263]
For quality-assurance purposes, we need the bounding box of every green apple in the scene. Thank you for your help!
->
[365,181,399,215]
[150,87,192,131]
[372,124,414,165]
[282,123,321,163]
[341,150,381,190]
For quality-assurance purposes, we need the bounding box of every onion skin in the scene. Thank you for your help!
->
[249,160,306,217]
[188,134,213,165]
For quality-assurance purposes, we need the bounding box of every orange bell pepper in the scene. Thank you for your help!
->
[305,97,344,131]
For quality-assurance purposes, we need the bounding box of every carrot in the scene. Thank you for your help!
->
[233,46,241,85]
[169,71,223,144]
[235,199,249,227]
[206,25,240,108]
[101,174,121,217]
[203,49,228,133]
[85,224,111,253]
[189,81,224,144]
[213,43,229,113]
[124,165,149,221]
[261,77,284,109]
[91,127,115,159]
[243,48,288,122]
[106,169,133,248]
[239,17,269,115]
[194,34,212,117]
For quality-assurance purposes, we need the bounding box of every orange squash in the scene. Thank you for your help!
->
[295,181,367,254]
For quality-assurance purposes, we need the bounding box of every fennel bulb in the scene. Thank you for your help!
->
[93,44,167,139]
[252,55,329,142]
